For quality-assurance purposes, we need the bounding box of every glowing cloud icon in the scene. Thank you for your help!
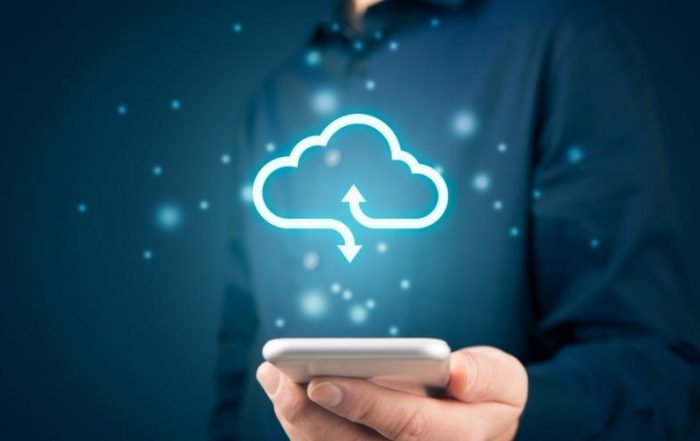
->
[251,114,449,263]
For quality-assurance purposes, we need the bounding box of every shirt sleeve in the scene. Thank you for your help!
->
[517,11,700,440]
[209,103,260,441]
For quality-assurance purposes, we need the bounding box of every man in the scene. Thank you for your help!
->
[211,0,700,439]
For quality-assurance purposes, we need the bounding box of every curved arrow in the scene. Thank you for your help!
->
[252,137,362,262]
[342,182,448,229]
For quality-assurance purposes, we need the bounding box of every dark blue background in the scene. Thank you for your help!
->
[2,1,699,439]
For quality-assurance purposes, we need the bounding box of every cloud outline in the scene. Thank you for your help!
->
[251,113,449,262]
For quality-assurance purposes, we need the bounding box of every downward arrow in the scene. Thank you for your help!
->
[338,244,362,263]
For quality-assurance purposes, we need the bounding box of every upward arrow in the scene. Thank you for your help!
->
[342,185,366,204]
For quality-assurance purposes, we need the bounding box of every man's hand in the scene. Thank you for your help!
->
[256,346,528,440]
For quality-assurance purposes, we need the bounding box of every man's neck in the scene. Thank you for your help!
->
[351,0,385,24]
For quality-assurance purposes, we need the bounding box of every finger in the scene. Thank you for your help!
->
[448,346,528,407]
[257,363,386,441]
[307,377,442,441]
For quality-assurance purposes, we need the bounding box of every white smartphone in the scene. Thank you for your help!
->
[262,338,451,390]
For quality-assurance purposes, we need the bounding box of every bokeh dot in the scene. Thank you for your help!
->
[400,278,411,291]
[324,149,342,167]
[170,99,181,110]
[365,299,376,310]
[452,111,477,137]
[143,249,154,260]
[365,79,376,90]
[567,146,585,164]
[77,202,88,214]
[349,305,368,323]
[152,164,163,176]
[472,172,491,192]
[311,89,338,115]
[330,282,342,294]
[342,289,353,301]
[303,251,320,271]
[305,50,321,67]
[376,242,388,254]
[274,317,286,328]
[199,200,210,211]
[498,142,508,153]
[221,153,231,165]
[232,22,243,33]
[389,40,399,51]
[240,184,253,203]
[493,200,503,210]
[299,290,327,318]
[155,202,183,232]
[389,326,400,336]
[265,142,276,152]
[116,104,127,116]
[510,226,520,237]
[590,238,600,249]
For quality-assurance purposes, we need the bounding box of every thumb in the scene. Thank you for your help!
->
[448,346,528,407]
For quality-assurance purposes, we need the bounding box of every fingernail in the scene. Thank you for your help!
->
[308,382,343,408]
[256,364,280,398]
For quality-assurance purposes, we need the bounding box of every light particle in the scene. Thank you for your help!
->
[400,278,411,291]
[498,142,508,153]
[274,317,286,328]
[365,79,376,91]
[452,111,477,137]
[155,202,183,232]
[221,153,231,165]
[365,299,376,310]
[389,326,400,336]
[493,200,503,210]
[305,50,321,67]
[303,251,320,271]
[77,202,88,214]
[232,22,243,33]
[299,290,327,318]
[472,172,491,192]
[240,184,253,203]
[199,200,210,211]
[152,164,163,176]
[170,99,181,111]
[567,146,585,164]
[389,40,399,51]
[311,89,338,115]
[116,104,127,116]
[349,305,368,323]
[342,289,353,301]
[376,242,388,254]
[330,282,342,294]
[510,226,520,237]
[324,149,342,167]
[143,249,154,260]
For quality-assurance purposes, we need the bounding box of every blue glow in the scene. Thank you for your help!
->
[303,251,320,270]
[400,278,411,290]
[376,241,388,254]
[493,200,503,210]
[435,165,445,174]
[374,30,383,40]
[155,202,183,232]
[365,299,376,310]
[330,282,342,294]
[510,226,520,237]
[274,317,285,328]
[143,249,154,260]
[388,325,400,336]
[430,17,440,27]
[472,172,491,192]
[152,164,163,176]
[299,290,327,318]
[498,142,508,153]
[305,50,321,67]
[349,305,368,323]
[532,189,542,199]
[221,153,231,165]
[353,40,364,51]
[330,22,340,33]
[265,142,276,152]
[389,40,399,51]
[231,22,243,33]
[170,99,181,110]
[342,289,353,301]
[452,111,477,137]
[590,238,600,249]
[240,184,253,204]
[311,90,338,115]
[365,79,376,91]
[567,146,585,164]
[116,104,127,116]
[199,200,210,211]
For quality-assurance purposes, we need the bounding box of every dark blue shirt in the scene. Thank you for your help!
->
[211,0,700,439]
